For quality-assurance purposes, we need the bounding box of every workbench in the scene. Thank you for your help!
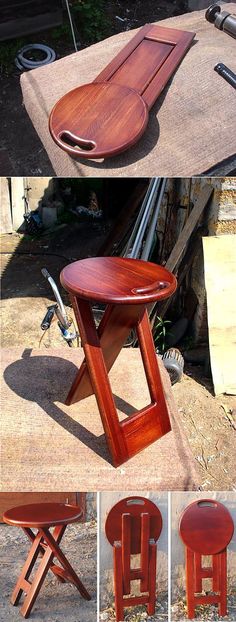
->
[20,3,236,177]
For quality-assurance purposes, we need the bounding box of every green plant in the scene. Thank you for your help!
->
[71,0,109,43]
[153,316,172,354]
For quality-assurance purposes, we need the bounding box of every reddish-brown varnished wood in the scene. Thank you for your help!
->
[60,257,176,467]
[179,499,234,619]
[3,503,91,619]
[105,497,162,621]
[49,23,195,159]
[60,257,176,305]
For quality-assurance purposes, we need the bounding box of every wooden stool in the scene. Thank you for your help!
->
[179,499,234,619]
[60,256,177,467]
[105,496,163,621]
[3,502,91,618]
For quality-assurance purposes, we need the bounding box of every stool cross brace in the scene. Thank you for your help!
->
[113,512,157,621]
[66,298,171,466]
[185,547,227,619]
[11,525,91,618]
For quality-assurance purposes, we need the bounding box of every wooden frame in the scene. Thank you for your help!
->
[3,503,91,619]
[61,257,176,467]
[105,496,162,621]
[179,499,234,619]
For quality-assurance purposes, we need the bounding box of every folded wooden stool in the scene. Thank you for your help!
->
[105,496,163,621]
[60,256,176,467]
[49,23,195,159]
[179,499,234,619]
[3,502,91,618]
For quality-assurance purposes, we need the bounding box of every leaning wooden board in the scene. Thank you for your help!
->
[49,24,195,159]
[203,235,236,396]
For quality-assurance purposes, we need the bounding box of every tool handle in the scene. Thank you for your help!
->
[41,307,55,330]
[214,62,236,89]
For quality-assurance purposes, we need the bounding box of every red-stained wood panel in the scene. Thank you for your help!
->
[61,257,176,467]
[49,23,195,159]
[179,499,234,619]
[0,493,85,522]
[106,497,162,621]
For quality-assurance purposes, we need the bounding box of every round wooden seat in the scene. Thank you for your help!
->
[49,82,148,159]
[105,496,162,552]
[60,257,176,305]
[179,499,234,555]
[3,503,82,529]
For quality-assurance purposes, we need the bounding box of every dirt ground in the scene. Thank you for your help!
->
[1,231,236,491]
[100,593,168,622]
[171,591,236,621]
[0,518,97,622]
[0,1,189,175]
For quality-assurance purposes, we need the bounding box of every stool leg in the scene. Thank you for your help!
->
[67,299,145,405]
[147,541,157,616]
[67,298,129,466]
[219,549,227,617]
[213,553,220,592]
[114,543,124,622]
[194,553,202,593]
[186,548,195,619]
[11,531,43,607]
[121,513,131,595]
[20,525,66,618]
[140,513,150,593]
[41,528,91,600]
[136,309,171,435]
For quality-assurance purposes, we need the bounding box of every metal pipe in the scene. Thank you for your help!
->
[123,179,156,256]
[141,178,166,261]
[41,268,69,326]
[128,178,161,258]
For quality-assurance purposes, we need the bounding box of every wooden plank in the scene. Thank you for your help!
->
[203,234,236,395]
[11,177,25,232]
[165,185,213,273]
[0,177,12,234]
[0,492,85,522]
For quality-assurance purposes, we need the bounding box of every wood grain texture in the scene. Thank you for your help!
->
[105,496,161,621]
[49,23,195,159]
[0,493,84,522]
[61,258,176,466]
[179,499,234,555]
[4,505,91,618]
[179,499,234,619]
[60,257,177,304]
[3,502,83,528]
[202,235,236,395]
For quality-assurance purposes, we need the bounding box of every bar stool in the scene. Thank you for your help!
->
[60,256,176,467]
[179,499,234,619]
[3,502,91,618]
[105,496,163,621]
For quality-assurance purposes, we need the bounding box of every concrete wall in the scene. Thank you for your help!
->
[100,491,168,608]
[171,491,236,598]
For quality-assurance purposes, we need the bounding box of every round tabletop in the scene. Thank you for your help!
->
[60,257,177,305]
[179,499,234,555]
[105,496,162,553]
[3,503,83,529]
[49,82,148,159]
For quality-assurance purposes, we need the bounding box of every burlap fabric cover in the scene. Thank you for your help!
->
[1,348,200,491]
[20,5,236,178]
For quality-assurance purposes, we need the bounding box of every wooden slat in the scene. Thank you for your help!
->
[203,234,236,395]
[0,177,12,234]
[165,185,213,273]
